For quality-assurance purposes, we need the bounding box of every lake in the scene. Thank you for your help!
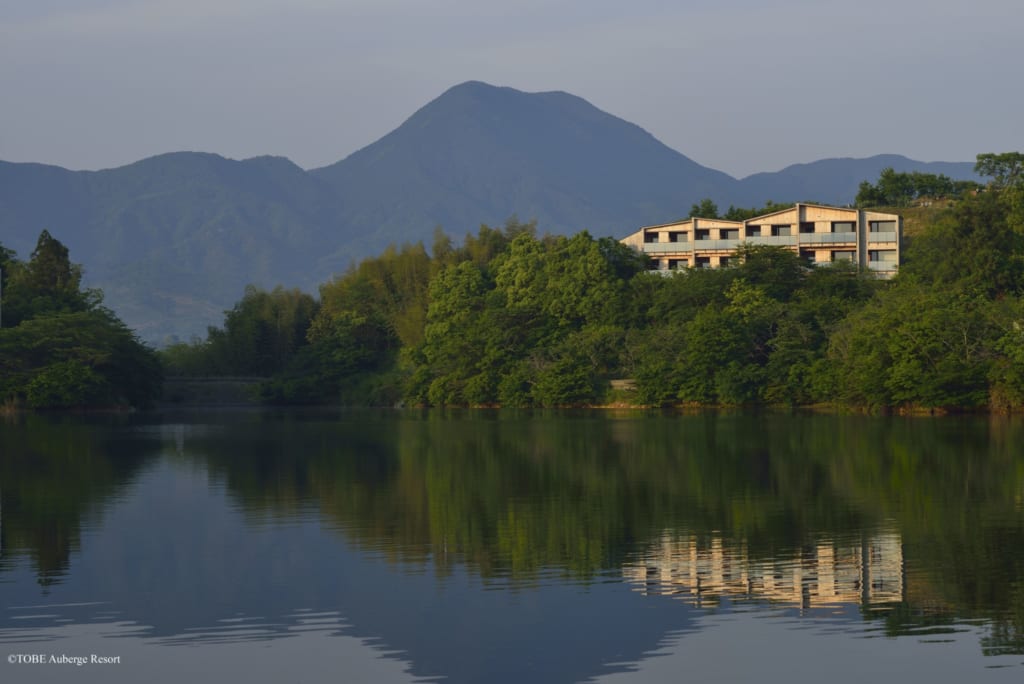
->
[1,409,1023,683]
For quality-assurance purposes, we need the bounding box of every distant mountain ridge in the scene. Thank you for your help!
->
[0,81,979,340]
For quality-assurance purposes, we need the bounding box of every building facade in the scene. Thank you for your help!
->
[620,204,902,277]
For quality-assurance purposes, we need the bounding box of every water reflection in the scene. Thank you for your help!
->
[624,529,905,611]
[1,410,1024,682]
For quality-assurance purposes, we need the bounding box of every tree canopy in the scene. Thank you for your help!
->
[0,231,161,409]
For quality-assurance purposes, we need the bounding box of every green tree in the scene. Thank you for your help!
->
[901,190,1023,297]
[0,309,162,409]
[412,261,495,405]
[723,201,795,221]
[975,152,1024,190]
[688,198,720,218]
[1,231,97,327]
[829,284,996,410]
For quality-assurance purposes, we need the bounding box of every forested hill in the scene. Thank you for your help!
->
[0,81,978,341]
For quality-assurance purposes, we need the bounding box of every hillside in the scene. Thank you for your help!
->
[0,82,981,341]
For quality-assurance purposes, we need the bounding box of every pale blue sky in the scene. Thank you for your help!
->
[1,0,1020,177]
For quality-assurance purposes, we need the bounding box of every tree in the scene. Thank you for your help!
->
[25,230,80,293]
[856,168,980,207]
[734,245,808,302]
[901,190,1023,297]
[0,242,17,328]
[0,309,162,408]
[723,201,795,221]
[688,198,719,219]
[0,232,162,409]
[828,284,996,410]
[412,261,496,405]
[975,152,1024,190]
[1,231,97,327]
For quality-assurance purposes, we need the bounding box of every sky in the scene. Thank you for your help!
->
[1,0,1021,178]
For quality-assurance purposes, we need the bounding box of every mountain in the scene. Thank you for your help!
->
[312,81,735,249]
[0,82,981,341]
[0,153,343,340]
[735,154,977,206]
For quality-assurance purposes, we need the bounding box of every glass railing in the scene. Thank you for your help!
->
[642,242,692,253]
[799,232,857,244]
[743,235,798,246]
[693,239,743,250]
[867,232,898,242]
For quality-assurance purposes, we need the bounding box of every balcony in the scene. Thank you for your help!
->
[867,233,898,243]
[744,235,798,247]
[799,232,857,245]
[693,238,742,251]
[641,242,694,254]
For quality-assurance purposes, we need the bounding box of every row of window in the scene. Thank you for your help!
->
[650,249,897,270]
[645,220,894,243]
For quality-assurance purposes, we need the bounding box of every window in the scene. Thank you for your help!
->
[669,231,688,243]
[799,222,816,234]
[746,225,762,237]
[718,256,732,267]
[696,256,711,268]
[869,250,896,262]
[869,221,897,233]
[831,221,856,233]
[720,229,739,240]
[647,258,660,270]
[668,258,688,270]
[695,229,710,240]
[771,225,792,237]
[832,251,854,262]
[644,232,659,243]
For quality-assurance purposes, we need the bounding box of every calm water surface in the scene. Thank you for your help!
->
[1,409,1023,683]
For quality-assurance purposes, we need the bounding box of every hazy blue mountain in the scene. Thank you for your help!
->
[1,154,343,340]
[0,81,980,341]
[734,154,978,207]
[311,81,736,251]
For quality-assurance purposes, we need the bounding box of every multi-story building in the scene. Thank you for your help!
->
[620,203,902,277]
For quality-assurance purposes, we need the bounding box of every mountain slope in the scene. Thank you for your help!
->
[735,154,978,206]
[0,154,344,340]
[312,81,736,249]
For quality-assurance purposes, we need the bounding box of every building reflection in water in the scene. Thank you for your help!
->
[623,529,904,612]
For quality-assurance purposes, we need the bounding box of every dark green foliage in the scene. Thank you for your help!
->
[405,226,643,406]
[975,152,1024,190]
[723,201,796,221]
[989,298,1024,409]
[733,245,808,302]
[0,309,162,409]
[161,285,318,377]
[901,191,1023,297]
[0,232,161,409]
[689,198,719,218]
[828,285,998,410]
[1,230,99,327]
[856,167,982,207]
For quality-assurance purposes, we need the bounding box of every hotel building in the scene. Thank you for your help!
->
[620,204,902,277]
